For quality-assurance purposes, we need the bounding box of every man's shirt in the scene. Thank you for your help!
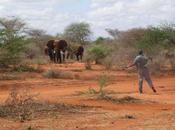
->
[134,55,148,70]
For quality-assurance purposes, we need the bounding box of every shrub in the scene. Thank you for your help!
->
[1,88,38,122]
[102,24,175,71]
[77,87,98,96]
[42,70,58,78]
[0,46,23,68]
[101,54,116,70]
[76,74,110,97]
[0,88,88,122]
[12,65,41,73]
[0,74,21,80]
[31,56,49,65]
[0,18,29,68]
[85,60,92,70]
[25,29,53,60]
[136,24,175,71]
[42,69,74,79]
[85,44,111,64]
[98,74,109,97]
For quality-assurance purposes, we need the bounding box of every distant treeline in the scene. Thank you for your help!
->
[0,17,175,72]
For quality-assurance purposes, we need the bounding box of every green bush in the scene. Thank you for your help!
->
[136,24,175,70]
[98,74,109,97]
[0,18,29,68]
[86,44,111,64]
[79,74,109,97]
[104,24,175,71]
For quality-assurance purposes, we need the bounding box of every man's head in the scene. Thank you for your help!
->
[138,50,143,55]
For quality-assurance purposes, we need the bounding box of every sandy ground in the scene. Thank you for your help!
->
[0,62,175,130]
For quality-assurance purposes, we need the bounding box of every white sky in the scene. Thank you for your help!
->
[0,0,175,37]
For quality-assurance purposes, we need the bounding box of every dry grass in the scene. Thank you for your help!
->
[0,88,90,122]
[0,74,21,80]
[85,61,92,70]
[12,65,42,73]
[42,69,74,79]
[98,96,141,104]
[0,88,39,122]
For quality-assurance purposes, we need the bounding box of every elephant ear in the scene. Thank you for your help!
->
[53,40,58,46]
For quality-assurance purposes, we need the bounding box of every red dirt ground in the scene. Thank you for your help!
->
[0,62,175,130]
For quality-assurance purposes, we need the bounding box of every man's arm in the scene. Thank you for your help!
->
[126,63,135,69]
[122,63,135,70]
[125,56,138,69]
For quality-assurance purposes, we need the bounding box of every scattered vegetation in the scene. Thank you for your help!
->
[77,74,110,97]
[85,60,92,70]
[0,74,21,80]
[0,17,52,69]
[0,17,175,73]
[97,74,109,97]
[76,87,98,96]
[85,44,111,64]
[0,88,38,122]
[42,69,74,79]
[12,65,42,73]
[0,88,90,122]
[31,57,49,65]
[0,18,29,68]
[99,96,141,104]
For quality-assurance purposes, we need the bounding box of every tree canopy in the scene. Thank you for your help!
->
[63,22,92,45]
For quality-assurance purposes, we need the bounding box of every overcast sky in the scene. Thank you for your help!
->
[0,0,175,37]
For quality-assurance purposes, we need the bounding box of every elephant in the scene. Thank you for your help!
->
[66,45,84,61]
[54,40,68,63]
[46,39,68,63]
[76,46,84,61]
[46,40,55,62]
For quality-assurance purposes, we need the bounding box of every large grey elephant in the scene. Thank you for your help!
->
[46,39,68,63]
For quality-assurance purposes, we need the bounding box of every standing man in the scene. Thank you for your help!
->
[126,50,157,94]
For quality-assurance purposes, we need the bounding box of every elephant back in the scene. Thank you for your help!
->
[55,40,68,51]
[47,40,55,50]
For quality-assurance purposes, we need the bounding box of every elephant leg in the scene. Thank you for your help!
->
[56,52,60,63]
[57,51,62,64]
[63,53,65,62]
[67,52,70,59]
[55,53,57,63]
[52,51,56,63]
[80,54,83,61]
[48,50,53,61]
[76,53,79,61]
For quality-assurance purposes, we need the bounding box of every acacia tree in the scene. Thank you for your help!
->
[137,24,175,69]
[63,22,92,45]
[26,29,53,58]
[0,17,28,67]
[105,28,120,40]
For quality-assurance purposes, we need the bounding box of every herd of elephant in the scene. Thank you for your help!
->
[45,39,84,63]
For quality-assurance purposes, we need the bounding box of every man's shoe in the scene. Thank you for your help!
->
[153,88,157,93]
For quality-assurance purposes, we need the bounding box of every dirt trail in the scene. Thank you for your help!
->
[0,63,175,130]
